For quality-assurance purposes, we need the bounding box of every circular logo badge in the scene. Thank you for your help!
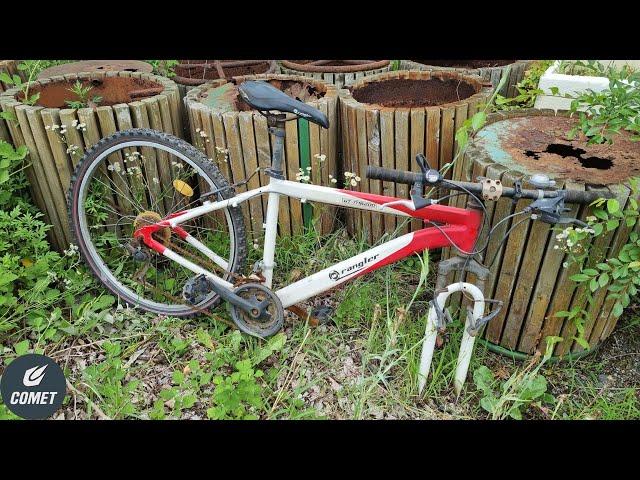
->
[1,354,66,419]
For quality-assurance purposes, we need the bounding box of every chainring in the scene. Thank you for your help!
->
[229,283,284,338]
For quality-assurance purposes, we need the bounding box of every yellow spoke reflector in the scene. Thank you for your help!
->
[173,179,194,197]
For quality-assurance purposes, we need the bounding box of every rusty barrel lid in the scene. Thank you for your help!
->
[37,60,153,79]
[469,111,640,186]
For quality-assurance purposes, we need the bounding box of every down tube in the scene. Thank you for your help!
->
[276,224,469,307]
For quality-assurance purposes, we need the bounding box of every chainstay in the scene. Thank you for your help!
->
[132,230,261,330]
[135,276,237,330]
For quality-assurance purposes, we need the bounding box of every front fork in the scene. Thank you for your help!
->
[418,282,485,396]
[417,256,500,396]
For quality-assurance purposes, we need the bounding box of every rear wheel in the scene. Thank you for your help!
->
[68,128,248,316]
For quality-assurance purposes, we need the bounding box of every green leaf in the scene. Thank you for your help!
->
[607,198,620,214]
[570,273,590,283]
[14,339,30,355]
[252,332,286,366]
[574,336,590,350]
[598,272,610,287]
[606,219,619,231]
[0,72,13,85]
[612,302,624,317]
[172,370,185,384]
[471,111,487,131]
[479,396,498,414]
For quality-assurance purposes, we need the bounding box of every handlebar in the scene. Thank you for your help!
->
[365,165,612,204]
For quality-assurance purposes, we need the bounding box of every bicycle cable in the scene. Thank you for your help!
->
[486,216,532,270]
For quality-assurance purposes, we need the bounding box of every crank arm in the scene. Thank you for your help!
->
[207,280,265,319]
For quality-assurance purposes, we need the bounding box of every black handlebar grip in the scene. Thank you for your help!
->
[365,166,422,185]
[562,188,613,204]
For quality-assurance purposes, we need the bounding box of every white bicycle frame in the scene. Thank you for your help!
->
[156,177,423,309]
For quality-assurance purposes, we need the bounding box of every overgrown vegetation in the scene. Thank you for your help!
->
[493,60,553,110]
[65,80,103,109]
[147,60,179,78]
[0,60,638,421]
[566,62,640,144]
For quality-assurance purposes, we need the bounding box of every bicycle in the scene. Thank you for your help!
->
[68,80,608,393]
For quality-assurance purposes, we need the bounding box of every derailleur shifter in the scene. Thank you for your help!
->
[525,192,588,228]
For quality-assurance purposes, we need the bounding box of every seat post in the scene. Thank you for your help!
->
[266,113,287,179]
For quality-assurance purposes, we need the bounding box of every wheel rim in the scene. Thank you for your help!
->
[75,139,238,314]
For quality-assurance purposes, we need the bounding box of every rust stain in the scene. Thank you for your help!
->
[481,116,640,185]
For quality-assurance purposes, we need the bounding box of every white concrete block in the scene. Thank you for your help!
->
[534,61,610,111]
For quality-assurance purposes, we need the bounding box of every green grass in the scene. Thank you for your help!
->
[1,226,638,420]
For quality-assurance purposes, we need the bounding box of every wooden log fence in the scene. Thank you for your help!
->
[0,70,183,251]
[339,69,492,245]
[459,109,639,356]
[279,60,392,89]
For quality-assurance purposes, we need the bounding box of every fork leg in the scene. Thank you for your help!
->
[454,279,486,396]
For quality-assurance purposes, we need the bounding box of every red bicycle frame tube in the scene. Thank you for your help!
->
[337,190,482,278]
[133,189,482,272]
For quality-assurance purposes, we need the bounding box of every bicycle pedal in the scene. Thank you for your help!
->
[311,305,334,325]
[182,275,215,305]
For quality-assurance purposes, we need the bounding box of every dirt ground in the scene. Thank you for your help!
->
[351,78,477,108]
[174,61,273,81]
[24,77,163,108]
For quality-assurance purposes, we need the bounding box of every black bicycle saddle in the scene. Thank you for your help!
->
[237,81,330,129]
